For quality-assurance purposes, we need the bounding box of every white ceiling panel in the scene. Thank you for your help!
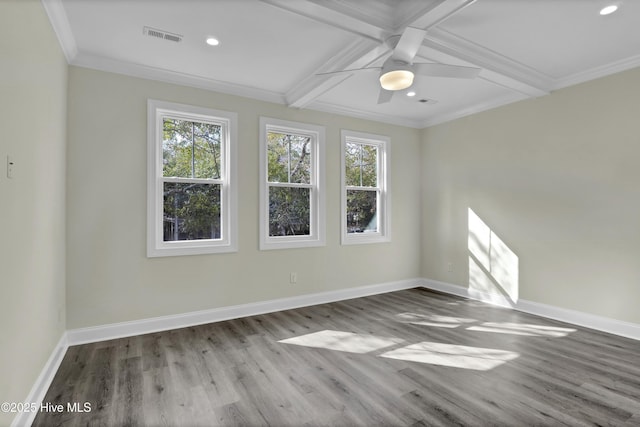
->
[62,0,355,93]
[43,0,640,128]
[440,0,640,80]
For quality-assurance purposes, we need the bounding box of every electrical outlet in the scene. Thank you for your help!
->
[447,262,454,273]
[290,272,297,284]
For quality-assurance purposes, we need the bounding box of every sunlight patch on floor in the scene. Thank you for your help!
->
[278,330,404,354]
[395,312,477,328]
[467,322,576,337]
[380,341,519,371]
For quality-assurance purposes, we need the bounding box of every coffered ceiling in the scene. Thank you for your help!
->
[43,0,640,128]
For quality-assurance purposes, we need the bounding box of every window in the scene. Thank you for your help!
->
[341,130,390,244]
[147,100,237,257]
[259,117,325,250]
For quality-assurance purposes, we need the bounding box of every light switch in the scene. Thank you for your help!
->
[7,156,14,179]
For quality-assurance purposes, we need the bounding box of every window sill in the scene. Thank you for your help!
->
[147,241,237,257]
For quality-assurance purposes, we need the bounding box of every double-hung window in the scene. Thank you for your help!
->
[147,100,237,257]
[259,117,325,250]
[341,130,390,244]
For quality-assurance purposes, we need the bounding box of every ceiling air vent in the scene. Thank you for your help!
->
[143,26,183,43]
[418,98,438,105]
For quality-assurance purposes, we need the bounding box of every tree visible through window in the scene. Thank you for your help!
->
[162,118,222,241]
[345,142,378,233]
[341,130,389,244]
[147,100,237,257]
[267,132,312,236]
[259,117,325,250]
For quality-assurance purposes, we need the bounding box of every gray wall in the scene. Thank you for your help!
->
[421,67,640,324]
[0,1,68,425]
[65,67,422,329]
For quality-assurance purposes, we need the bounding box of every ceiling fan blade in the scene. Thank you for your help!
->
[414,63,481,79]
[377,88,394,104]
[316,67,381,76]
[392,27,427,63]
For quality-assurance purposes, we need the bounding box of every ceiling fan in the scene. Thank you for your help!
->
[319,27,481,104]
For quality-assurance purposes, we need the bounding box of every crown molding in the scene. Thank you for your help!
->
[40,0,77,62]
[71,53,286,105]
[70,49,531,131]
[308,100,424,129]
[552,53,640,91]
[71,51,527,130]
[418,92,528,128]
[42,0,639,136]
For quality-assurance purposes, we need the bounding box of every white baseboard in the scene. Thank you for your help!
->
[419,278,470,299]
[11,333,69,427]
[11,279,420,426]
[67,279,422,346]
[515,298,640,341]
[13,276,639,427]
[421,278,640,341]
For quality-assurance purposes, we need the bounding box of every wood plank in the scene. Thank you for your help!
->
[32,288,640,426]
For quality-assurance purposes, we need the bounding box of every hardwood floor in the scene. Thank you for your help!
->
[34,288,640,426]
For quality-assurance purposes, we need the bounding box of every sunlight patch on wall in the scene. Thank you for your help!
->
[395,312,477,328]
[469,256,513,307]
[468,208,519,304]
[380,342,519,371]
[467,322,576,337]
[278,330,404,354]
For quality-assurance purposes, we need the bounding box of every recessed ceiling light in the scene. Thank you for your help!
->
[406,91,416,97]
[206,37,220,46]
[599,4,618,15]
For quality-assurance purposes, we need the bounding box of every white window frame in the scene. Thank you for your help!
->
[259,117,325,250]
[341,130,390,245]
[147,99,237,257]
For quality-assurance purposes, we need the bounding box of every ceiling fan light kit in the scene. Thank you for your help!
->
[379,61,414,91]
[316,26,480,104]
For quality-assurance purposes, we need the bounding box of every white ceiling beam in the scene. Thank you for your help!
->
[267,0,548,110]
[406,1,551,98]
[286,39,389,109]
[258,0,386,42]
[261,0,397,109]
[423,28,552,97]
[269,0,473,109]
[404,0,478,32]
